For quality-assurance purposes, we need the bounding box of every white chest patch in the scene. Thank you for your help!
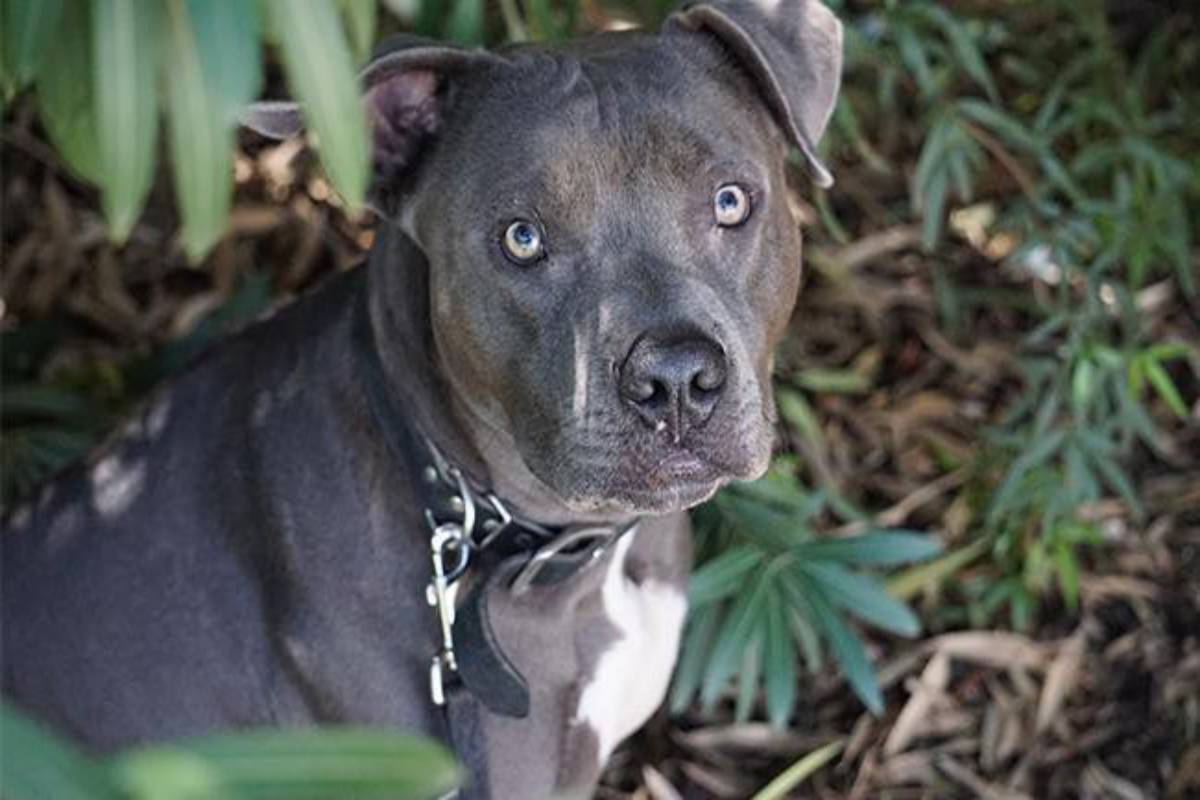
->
[573,529,688,764]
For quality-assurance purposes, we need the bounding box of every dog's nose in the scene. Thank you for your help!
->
[618,334,727,441]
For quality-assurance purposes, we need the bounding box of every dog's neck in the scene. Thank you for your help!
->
[365,225,631,529]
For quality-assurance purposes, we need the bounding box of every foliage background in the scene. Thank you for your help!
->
[2,0,1198,797]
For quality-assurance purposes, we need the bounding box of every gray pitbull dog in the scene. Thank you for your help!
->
[1,0,841,796]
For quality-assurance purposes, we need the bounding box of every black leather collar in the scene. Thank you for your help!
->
[352,288,634,718]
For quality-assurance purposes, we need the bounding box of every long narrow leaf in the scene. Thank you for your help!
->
[36,0,103,182]
[689,545,764,607]
[987,429,1067,525]
[803,583,883,714]
[800,562,922,638]
[93,0,162,241]
[111,728,461,800]
[793,531,943,566]
[762,591,797,728]
[267,0,368,208]
[163,0,251,261]
[338,0,377,62]
[669,602,722,714]
[2,0,64,90]
[0,705,119,800]
[887,538,989,601]
[750,740,844,800]
[700,569,771,709]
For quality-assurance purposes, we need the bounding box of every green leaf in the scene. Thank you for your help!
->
[750,739,844,800]
[910,4,998,102]
[525,0,559,40]
[1071,358,1096,419]
[670,602,722,714]
[109,749,223,800]
[776,388,823,444]
[443,0,484,44]
[1053,540,1081,611]
[2,0,64,90]
[803,582,883,714]
[1145,342,1196,362]
[164,0,259,262]
[762,592,797,728]
[921,168,948,250]
[0,704,120,800]
[36,0,103,183]
[188,0,261,116]
[1143,359,1188,418]
[799,562,922,638]
[793,367,871,395]
[1077,432,1144,517]
[110,728,461,800]
[1064,441,1099,502]
[715,493,811,553]
[987,429,1067,526]
[689,545,764,607]
[794,531,943,566]
[338,0,377,62]
[94,0,162,242]
[735,633,763,722]
[778,576,824,672]
[268,0,368,208]
[700,569,772,709]
[914,110,954,204]
[891,19,934,99]
[957,98,1041,153]
[0,384,95,423]
[887,537,989,601]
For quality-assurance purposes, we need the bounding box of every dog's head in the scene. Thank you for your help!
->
[249,0,842,516]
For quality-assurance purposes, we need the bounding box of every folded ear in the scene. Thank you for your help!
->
[241,35,500,216]
[665,0,843,187]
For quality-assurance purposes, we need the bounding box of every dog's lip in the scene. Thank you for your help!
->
[653,450,711,475]
[605,474,727,513]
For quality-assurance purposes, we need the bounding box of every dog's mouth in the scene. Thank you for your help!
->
[537,428,770,516]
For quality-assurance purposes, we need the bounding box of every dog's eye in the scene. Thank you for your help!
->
[502,220,545,264]
[713,184,751,227]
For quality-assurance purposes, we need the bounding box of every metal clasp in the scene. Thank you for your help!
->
[427,521,467,705]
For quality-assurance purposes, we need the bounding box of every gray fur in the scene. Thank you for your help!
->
[3,3,841,797]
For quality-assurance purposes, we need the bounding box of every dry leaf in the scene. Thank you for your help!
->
[1036,629,1088,734]
[932,632,1048,671]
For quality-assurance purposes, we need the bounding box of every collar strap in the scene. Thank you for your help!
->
[352,289,632,716]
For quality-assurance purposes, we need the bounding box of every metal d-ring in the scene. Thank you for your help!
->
[426,510,472,582]
[508,525,614,596]
[472,492,513,550]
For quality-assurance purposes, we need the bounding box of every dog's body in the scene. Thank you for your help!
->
[2,3,841,797]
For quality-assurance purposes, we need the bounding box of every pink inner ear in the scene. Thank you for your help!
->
[365,70,443,170]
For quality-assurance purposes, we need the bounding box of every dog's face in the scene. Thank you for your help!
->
[407,38,799,514]
[382,2,840,515]
[247,0,843,516]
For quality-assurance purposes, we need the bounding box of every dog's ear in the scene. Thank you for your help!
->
[242,35,499,216]
[665,0,843,187]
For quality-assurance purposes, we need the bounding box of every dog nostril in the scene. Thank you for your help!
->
[692,367,724,394]
[627,379,658,404]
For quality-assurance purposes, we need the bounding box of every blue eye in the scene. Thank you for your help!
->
[714,184,750,227]
[502,220,544,263]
